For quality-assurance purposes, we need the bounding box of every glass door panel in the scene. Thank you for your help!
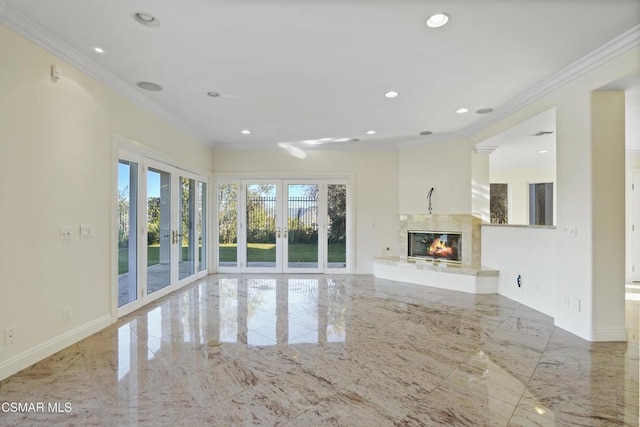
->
[218,183,238,269]
[118,160,138,307]
[179,177,196,281]
[198,181,207,272]
[285,183,320,271]
[147,167,171,294]
[245,183,279,269]
[327,184,347,269]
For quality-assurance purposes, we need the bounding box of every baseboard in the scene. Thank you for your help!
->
[0,314,112,381]
[589,327,628,342]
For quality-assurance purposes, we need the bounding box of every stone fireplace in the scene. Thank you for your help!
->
[400,214,482,267]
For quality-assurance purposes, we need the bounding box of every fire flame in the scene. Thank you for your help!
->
[428,238,453,257]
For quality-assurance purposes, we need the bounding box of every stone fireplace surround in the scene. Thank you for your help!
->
[400,214,481,266]
[373,214,498,294]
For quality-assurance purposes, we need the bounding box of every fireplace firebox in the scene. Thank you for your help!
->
[408,231,462,263]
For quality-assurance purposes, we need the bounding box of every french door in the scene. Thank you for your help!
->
[117,152,209,316]
[217,178,349,273]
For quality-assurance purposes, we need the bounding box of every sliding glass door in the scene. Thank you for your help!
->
[118,152,209,315]
[216,178,349,273]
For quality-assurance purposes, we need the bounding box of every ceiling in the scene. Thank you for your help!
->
[478,108,556,171]
[1,0,639,152]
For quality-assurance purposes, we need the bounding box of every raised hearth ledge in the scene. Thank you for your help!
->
[373,257,499,294]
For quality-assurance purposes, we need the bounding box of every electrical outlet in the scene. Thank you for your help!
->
[5,327,15,345]
[63,306,71,321]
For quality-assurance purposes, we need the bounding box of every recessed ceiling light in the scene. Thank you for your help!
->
[476,108,494,114]
[538,150,549,154]
[136,81,163,91]
[426,13,449,28]
[241,130,251,135]
[93,47,105,54]
[366,130,376,135]
[384,91,399,98]
[419,131,433,136]
[207,91,220,97]
[133,11,159,27]
[456,108,469,114]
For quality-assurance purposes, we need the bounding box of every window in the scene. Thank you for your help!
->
[490,183,508,224]
[529,182,553,225]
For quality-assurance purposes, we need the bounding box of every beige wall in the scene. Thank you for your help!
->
[211,149,400,273]
[0,25,212,379]
[398,139,472,215]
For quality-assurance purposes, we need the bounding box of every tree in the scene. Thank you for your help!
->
[118,186,130,248]
[327,185,346,243]
[218,184,238,244]
[147,197,161,244]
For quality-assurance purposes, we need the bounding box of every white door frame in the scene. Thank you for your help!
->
[115,149,210,318]
[214,174,353,274]
[240,179,283,273]
[283,179,324,274]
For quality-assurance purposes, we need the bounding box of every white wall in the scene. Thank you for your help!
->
[0,25,212,380]
[398,139,472,215]
[211,149,399,273]
[490,167,557,225]
[471,152,490,222]
[472,46,639,341]
[482,226,557,316]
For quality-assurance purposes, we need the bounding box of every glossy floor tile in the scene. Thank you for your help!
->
[1,275,638,426]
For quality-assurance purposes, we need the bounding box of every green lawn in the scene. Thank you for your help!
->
[118,245,192,274]
[119,243,346,274]
[219,243,345,263]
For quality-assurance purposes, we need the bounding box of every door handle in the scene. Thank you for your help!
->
[276,227,281,238]
[283,228,288,239]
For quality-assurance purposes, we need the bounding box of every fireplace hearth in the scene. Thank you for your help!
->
[408,231,462,263]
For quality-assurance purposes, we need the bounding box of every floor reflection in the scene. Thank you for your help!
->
[1,275,637,426]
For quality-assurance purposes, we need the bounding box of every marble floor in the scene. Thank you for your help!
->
[1,275,638,426]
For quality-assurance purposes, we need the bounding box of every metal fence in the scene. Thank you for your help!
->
[246,195,318,243]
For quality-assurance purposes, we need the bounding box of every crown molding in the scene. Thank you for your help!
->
[474,145,498,155]
[1,2,637,153]
[464,24,640,138]
[0,3,211,147]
